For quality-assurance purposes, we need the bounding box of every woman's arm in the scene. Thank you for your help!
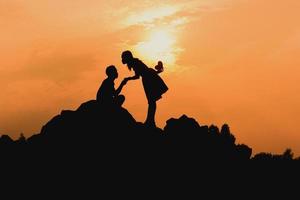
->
[114,74,139,96]
[124,74,140,81]
[115,71,140,95]
[115,72,140,95]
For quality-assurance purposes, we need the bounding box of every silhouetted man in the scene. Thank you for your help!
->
[96,65,127,107]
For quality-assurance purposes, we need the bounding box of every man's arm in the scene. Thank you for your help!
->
[115,80,127,95]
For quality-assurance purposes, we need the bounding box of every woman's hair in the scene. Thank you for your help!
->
[155,61,164,72]
[122,50,133,71]
[122,50,133,59]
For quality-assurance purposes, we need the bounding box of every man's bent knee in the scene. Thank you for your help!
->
[116,95,125,107]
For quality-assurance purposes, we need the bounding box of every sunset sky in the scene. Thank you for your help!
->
[1,0,300,155]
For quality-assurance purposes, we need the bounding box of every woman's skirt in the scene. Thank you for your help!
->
[142,68,168,102]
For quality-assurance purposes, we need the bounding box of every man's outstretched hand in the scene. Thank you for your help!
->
[121,78,128,85]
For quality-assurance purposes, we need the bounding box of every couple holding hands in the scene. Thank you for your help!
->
[96,50,168,128]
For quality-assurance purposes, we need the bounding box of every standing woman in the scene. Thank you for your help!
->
[122,50,168,128]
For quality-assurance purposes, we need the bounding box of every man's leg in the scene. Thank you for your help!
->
[115,95,125,107]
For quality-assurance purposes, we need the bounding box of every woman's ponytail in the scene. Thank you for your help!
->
[155,61,164,73]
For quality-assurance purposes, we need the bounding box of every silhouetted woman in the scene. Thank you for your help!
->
[122,50,168,128]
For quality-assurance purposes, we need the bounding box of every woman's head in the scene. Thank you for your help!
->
[121,50,133,65]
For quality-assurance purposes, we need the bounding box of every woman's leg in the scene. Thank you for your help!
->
[145,100,156,127]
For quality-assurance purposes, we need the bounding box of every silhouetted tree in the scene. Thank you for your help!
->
[209,125,219,135]
[282,148,293,160]
[236,144,252,160]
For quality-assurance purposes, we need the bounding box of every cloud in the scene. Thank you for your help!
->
[121,0,230,28]
[117,0,233,68]
[123,5,180,27]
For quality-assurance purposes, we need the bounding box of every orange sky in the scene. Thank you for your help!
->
[1,0,300,155]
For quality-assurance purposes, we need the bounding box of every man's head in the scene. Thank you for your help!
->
[106,65,118,79]
[121,50,133,64]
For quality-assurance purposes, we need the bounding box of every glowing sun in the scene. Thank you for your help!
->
[134,29,178,67]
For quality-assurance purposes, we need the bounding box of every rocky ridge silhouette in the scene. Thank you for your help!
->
[0,100,299,164]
